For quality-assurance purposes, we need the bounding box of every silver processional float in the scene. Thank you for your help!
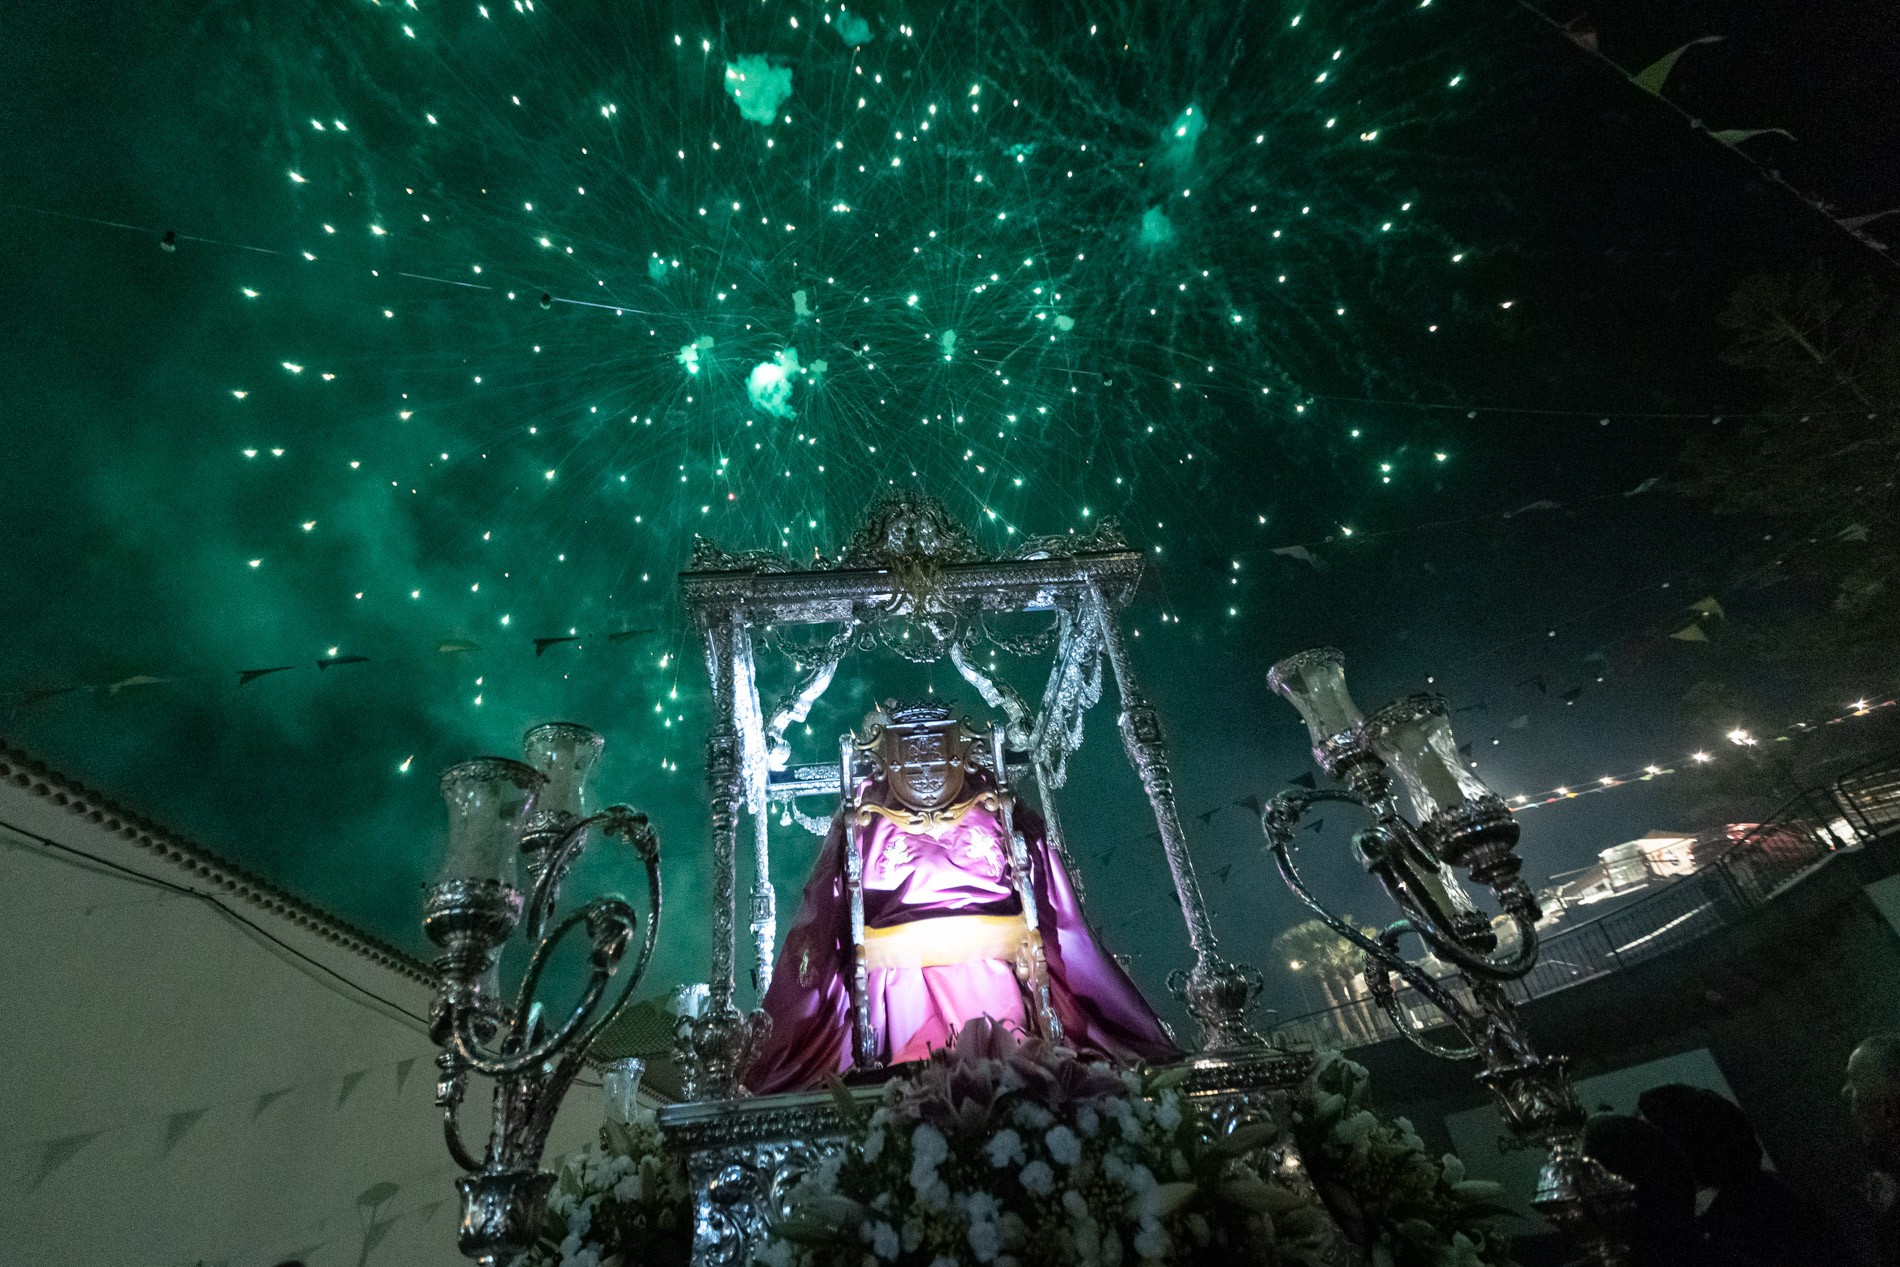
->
[414,493,1632,1267]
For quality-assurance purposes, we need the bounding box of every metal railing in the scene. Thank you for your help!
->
[1834,752,1900,839]
[1270,749,1900,1050]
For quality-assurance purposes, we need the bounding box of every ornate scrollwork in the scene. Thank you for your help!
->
[689,538,802,574]
[948,640,1034,748]
[678,1006,772,1103]
[835,491,985,571]
[1009,518,1130,559]
[975,609,1062,657]
[873,613,962,661]
[1168,958,1270,1051]
[661,1093,863,1267]
[691,497,1131,587]
[1030,603,1105,791]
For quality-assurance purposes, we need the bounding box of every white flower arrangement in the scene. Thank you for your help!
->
[1290,1053,1514,1267]
[524,1035,1515,1267]
[763,1019,1331,1267]
[518,1106,692,1267]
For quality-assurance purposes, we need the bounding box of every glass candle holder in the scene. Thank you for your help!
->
[1360,695,1492,822]
[522,722,605,822]
[601,1057,647,1124]
[439,757,545,886]
[1267,648,1364,751]
[670,982,710,1020]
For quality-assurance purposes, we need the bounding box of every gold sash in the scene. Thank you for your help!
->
[861,913,1029,970]
[855,790,998,833]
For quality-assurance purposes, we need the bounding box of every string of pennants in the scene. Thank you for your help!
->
[1093,693,1900,947]
[0,624,659,711]
[1527,10,1900,265]
[22,1051,426,1194]
[1243,477,1882,794]
[4,475,1685,714]
[1253,475,1671,572]
[18,1048,554,1264]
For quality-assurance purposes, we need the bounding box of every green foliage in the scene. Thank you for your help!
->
[1679,266,1900,693]
[1272,919,1367,981]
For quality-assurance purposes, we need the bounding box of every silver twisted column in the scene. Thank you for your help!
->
[1090,582,1264,1051]
[749,812,778,995]
[682,608,769,1099]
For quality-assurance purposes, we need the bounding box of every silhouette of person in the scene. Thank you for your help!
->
[1846,1033,1900,1265]
[1637,1083,1849,1266]
[1581,1113,1762,1267]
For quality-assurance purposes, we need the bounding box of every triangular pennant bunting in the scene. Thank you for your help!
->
[162,1107,211,1156]
[1632,36,1724,95]
[26,1130,102,1191]
[336,1069,368,1109]
[107,674,166,694]
[1708,128,1793,147]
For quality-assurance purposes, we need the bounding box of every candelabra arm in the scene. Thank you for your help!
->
[425,768,663,1267]
[436,1055,483,1173]
[444,1113,482,1173]
[1263,789,1486,1041]
[1354,819,1542,980]
[522,806,650,945]
[578,817,665,1052]
[515,1044,599,1177]
[445,818,661,1079]
[448,908,623,1077]
[1371,990,1479,1059]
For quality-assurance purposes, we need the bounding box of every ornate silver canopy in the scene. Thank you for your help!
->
[674,493,1264,1098]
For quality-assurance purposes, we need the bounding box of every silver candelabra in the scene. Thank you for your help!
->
[1264,649,1634,1267]
[424,722,663,1266]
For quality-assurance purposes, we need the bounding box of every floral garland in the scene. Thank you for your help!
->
[520,1032,1514,1267]
[764,1020,1332,1267]
[1290,1053,1513,1267]
[519,1107,692,1267]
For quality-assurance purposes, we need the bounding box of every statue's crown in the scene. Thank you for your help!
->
[884,699,953,726]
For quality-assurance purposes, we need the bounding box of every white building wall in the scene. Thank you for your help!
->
[0,766,601,1267]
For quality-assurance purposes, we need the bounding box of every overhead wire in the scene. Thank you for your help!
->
[2,817,432,1032]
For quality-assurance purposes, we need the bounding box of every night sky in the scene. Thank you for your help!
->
[3,0,1895,1028]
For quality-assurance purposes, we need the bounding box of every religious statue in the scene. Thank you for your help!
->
[746,700,1179,1093]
